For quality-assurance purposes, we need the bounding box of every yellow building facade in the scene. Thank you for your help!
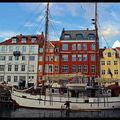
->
[100,48,120,82]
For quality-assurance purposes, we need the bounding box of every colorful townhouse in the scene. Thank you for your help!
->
[99,48,120,84]
[0,34,44,87]
[0,28,99,87]
[59,29,99,85]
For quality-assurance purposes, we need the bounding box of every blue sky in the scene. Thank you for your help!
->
[0,3,120,48]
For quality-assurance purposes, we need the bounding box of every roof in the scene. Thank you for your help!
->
[0,34,44,45]
[60,29,96,40]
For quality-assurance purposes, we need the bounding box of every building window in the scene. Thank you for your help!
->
[83,44,87,50]
[15,56,19,61]
[87,33,95,40]
[114,61,117,65]
[49,65,53,73]
[9,56,12,61]
[91,43,95,50]
[72,44,76,50]
[55,66,59,72]
[14,76,18,82]
[62,66,68,72]
[1,46,6,53]
[72,65,76,72]
[29,65,34,72]
[76,34,84,40]
[49,48,53,53]
[39,56,42,61]
[72,55,76,61]
[55,47,59,52]
[101,61,105,65]
[83,65,88,73]
[39,65,42,72]
[0,56,5,61]
[21,64,25,71]
[78,65,82,72]
[77,44,82,50]
[0,76,4,82]
[8,65,12,71]
[91,65,95,73]
[108,52,111,57]
[29,56,35,61]
[62,44,68,50]
[78,55,82,61]
[7,76,11,82]
[49,55,53,61]
[83,54,87,61]
[21,37,27,43]
[45,56,49,61]
[22,56,26,61]
[8,46,13,52]
[107,61,111,65]
[55,55,59,62]
[39,48,43,53]
[91,54,95,61]
[62,55,68,61]
[30,46,35,53]
[31,37,37,43]
[102,70,105,74]
[22,46,26,53]
[114,70,118,74]
[0,65,5,71]
[12,38,17,43]
[15,65,18,71]
[64,34,71,40]
[19,76,26,81]
[15,46,19,51]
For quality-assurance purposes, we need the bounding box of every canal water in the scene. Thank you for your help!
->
[0,103,120,118]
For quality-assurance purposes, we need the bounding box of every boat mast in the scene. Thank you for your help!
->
[42,3,49,76]
[95,2,99,78]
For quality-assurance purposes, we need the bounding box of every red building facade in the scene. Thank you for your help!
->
[59,29,99,85]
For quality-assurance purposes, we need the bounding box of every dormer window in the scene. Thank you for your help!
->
[12,38,17,43]
[21,37,27,43]
[64,34,71,40]
[76,34,84,40]
[31,37,37,43]
[87,33,95,40]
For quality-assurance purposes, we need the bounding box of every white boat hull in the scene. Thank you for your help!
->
[11,90,120,110]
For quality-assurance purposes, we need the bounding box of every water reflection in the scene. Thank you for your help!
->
[0,103,120,118]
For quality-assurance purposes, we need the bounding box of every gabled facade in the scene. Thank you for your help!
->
[100,48,120,80]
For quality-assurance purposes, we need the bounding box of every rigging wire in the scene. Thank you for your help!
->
[49,11,60,40]
[97,22,110,48]
[33,14,46,35]
[15,4,46,35]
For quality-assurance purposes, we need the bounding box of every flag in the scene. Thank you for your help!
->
[108,68,113,78]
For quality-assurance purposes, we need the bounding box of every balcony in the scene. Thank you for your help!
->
[13,51,21,56]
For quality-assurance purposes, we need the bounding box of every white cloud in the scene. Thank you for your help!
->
[112,40,120,48]
[100,25,120,38]
[0,31,18,41]
[24,22,37,27]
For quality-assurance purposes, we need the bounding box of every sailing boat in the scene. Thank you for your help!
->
[11,3,120,110]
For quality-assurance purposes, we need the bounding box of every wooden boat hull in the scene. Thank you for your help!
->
[11,90,120,110]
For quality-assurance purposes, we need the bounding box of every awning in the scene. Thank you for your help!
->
[42,73,84,81]
[95,78,119,83]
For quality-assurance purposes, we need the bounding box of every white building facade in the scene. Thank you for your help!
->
[0,35,43,87]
